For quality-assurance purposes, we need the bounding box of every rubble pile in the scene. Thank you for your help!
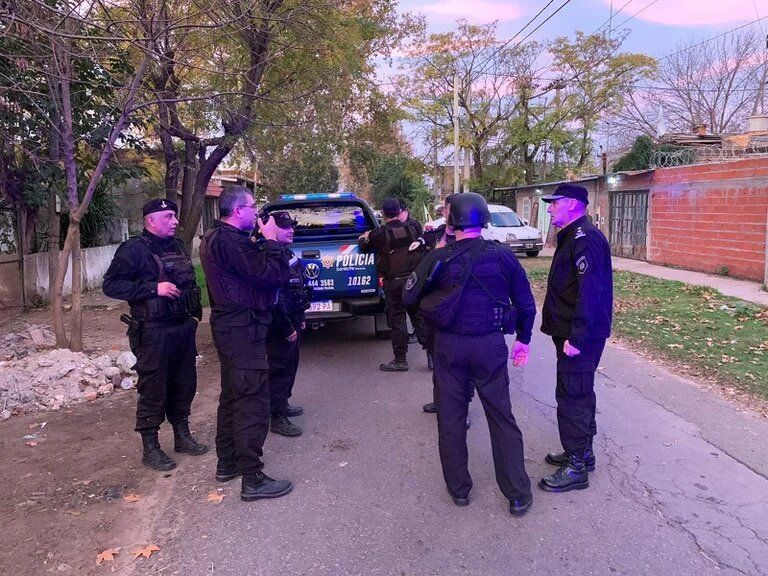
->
[0,324,56,360]
[0,330,138,419]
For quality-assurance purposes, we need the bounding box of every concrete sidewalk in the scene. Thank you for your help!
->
[541,247,768,307]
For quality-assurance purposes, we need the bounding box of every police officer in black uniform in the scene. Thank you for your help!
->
[539,183,613,493]
[398,198,423,237]
[103,198,207,471]
[200,185,292,502]
[358,197,422,372]
[403,192,537,516]
[265,211,312,438]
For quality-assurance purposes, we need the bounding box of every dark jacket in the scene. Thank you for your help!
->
[199,220,289,325]
[403,237,536,343]
[541,215,613,349]
[358,219,419,280]
[103,230,198,322]
[271,247,310,338]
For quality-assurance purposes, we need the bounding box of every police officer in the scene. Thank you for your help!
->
[403,192,537,516]
[539,183,613,493]
[103,198,207,471]
[398,198,423,236]
[358,197,422,372]
[200,185,292,502]
[265,211,311,438]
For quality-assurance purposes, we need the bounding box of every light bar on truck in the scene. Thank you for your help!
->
[279,192,356,201]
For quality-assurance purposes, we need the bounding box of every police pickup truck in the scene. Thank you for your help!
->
[260,193,390,338]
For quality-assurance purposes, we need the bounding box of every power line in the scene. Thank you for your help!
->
[614,0,662,29]
[659,15,768,62]
[590,0,635,36]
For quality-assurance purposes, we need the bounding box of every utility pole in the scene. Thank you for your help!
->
[453,72,460,194]
[463,81,471,193]
[553,84,562,168]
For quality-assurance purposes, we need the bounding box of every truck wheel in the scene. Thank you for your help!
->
[526,251,540,257]
[374,313,391,340]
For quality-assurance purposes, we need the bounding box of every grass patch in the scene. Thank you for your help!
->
[519,256,768,399]
[194,265,209,308]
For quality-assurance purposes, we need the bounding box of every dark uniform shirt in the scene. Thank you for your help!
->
[403,238,536,344]
[271,248,309,338]
[404,216,423,237]
[423,223,454,250]
[540,215,613,350]
[358,219,419,280]
[103,230,197,322]
[200,220,289,324]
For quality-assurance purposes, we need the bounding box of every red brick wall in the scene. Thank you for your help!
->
[649,158,768,282]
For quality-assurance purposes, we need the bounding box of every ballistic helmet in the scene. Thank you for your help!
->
[446,192,490,230]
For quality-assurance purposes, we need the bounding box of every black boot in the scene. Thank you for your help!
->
[422,402,437,413]
[173,421,209,455]
[141,432,176,471]
[509,493,533,517]
[285,403,304,417]
[545,448,596,471]
[380,359,409,372]
[241,471,293,501]
[270,416,303,437]
[539,453,589,493]
[215,461,240,483]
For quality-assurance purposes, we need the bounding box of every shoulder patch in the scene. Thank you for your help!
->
[576,255,589,275]
[404,271,418,291]
[574,226,586,239]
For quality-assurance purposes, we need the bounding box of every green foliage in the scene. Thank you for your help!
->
[522,257,768,398]
[261,143,340,199]
[369,154,430,211]
[613,135,654,171]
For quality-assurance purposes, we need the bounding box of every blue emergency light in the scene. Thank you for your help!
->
[280,192,356,201]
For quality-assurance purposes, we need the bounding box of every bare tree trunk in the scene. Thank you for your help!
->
[69,226,82,351]
[48,107,60,304]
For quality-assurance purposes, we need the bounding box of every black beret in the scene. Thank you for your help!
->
[142,198,178,216]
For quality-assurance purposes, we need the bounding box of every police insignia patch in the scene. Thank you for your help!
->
[404,272,417,291]
[577,255,588,274]
[574,226,586,239]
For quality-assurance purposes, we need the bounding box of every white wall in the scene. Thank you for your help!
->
[24,243,120,302]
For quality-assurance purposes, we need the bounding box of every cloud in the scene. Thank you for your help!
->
[602,0,763,27]
[417,0,523,24]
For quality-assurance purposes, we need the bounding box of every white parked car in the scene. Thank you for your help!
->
[424,204,543,257]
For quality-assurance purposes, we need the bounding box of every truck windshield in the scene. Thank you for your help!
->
[287,203,375,236]
[490,212,524,227]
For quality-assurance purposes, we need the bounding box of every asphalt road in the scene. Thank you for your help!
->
[142,317,768,576]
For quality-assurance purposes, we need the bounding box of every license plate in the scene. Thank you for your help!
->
[525,243,534,248]
[309,300,334,312]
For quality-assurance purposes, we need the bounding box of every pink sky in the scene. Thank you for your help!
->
[600,0,764,27]
[418,0,523,24]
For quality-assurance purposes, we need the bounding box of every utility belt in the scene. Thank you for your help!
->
[121,313,194,346]
[141,285,203,322]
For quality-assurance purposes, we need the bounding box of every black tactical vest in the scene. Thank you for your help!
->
[139,237,202,321]
[382,224,418,279]
[447,242,512,335]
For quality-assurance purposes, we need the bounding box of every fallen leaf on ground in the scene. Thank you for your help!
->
[132,544,160,559]
[122,493,140,503]
[206,492,224,503]
[96,548,120,565]
[74,479,92,486]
